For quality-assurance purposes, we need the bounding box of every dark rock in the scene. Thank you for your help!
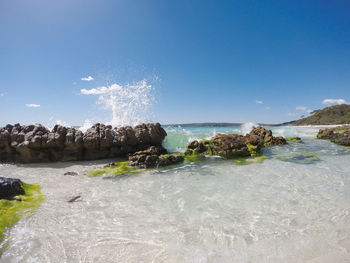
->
[0,177,25,199]
[128,146,168,168]
[68,195,81,203]
[157,154,184,167]
[212,134,251,158]
[250,126,287,146]
[0,123,167,163]
[64,171,78,176]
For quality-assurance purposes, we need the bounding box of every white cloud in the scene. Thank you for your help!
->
[255,100,263,104]
[296,106,307,111]
[296,106,312,113]
[26,104,40,108]
[81,84,123,95]
[265,106,271,110]
[322,98,347,106]
[81,76,94,81]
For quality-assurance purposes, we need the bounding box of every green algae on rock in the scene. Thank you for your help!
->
[234,155,270,165]
[317,125,350,146]
[0,182,45,246]
[286,137,303,143]
[87,161,143,177]
[184,126,286,160]
[276,154,320,164]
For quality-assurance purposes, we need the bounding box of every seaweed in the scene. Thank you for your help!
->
[276,154,320,164]
[87,161,143,177]
[233,155,270,165]
[0,182,45,247]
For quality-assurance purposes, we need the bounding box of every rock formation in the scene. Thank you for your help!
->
[0,123,167,163]
[128,146,184,168]
[317,125,350,146]
[185,126,287,158]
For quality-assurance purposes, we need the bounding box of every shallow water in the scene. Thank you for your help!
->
[1,126,350,263]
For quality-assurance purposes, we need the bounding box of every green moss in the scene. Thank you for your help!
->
[184,153,205,162]
[277,154,319,164]
[0,182,45,246]
[264,138,272,146]
[200,139,216,156]
[247,144,260,157]
[87,161,142,177]
[335,130,346,134]
[286,137,302,142]
[234,155,269,165]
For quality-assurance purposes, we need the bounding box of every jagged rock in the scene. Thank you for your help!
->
[317,126,350,146]
[128,146,168,168]
[157,155,184,167]
[0,123,167,163]
[212,134,251,158]
[249,126,287,146]
[0,177,25,199]
[127,145,183,168]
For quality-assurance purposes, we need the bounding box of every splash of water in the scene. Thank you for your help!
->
[81,80,154,128]
[240,122,257,135]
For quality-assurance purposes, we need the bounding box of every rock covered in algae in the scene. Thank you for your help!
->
[0,180,45,245]
[128,146,184,168]
[184,126,286,159]
[249,126,287,146]
[277,154,320,164]
[317,125,350,146]
[286,137,303,143]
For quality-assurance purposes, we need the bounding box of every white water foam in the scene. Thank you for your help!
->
[81,79,154,128]
[240,122,257,135]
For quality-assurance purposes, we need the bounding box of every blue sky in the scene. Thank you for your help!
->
[1,0,350,126]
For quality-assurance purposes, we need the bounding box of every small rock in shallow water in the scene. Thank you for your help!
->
[64,171,78,176]
[68,195,81,203]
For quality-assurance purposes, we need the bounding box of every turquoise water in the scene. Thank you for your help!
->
[1,125,350,262]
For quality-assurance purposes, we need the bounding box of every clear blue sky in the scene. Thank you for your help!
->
[1,0,350,126]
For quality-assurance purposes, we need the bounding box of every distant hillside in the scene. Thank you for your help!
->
[292,104,350,125]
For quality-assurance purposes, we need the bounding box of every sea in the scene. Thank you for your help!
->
[1,124,350,263]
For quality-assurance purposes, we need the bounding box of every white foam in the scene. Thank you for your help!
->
[240,122,257,135]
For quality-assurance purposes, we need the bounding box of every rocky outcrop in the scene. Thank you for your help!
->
[317,125,350,146]
[0,123,167,163]
[128,146,184,168]
[0,177,25,199]
[249,126,287,146]
[185,126,287,159]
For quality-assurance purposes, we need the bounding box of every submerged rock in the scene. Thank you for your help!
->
[277,154,320,164]
[0,177,25,200]
[317,126,350,146]
[0,123,167,163]
[286,137,303,143]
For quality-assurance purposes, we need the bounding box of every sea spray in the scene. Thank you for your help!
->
[240,122,257,135]
[81,79,154,128]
